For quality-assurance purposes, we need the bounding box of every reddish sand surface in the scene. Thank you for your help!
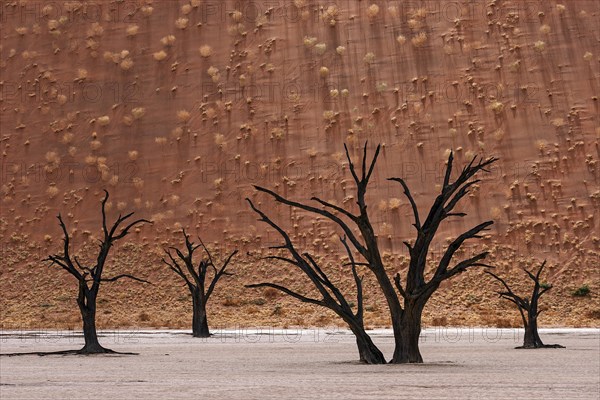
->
[1,1,599,329]
[1,328,599,399]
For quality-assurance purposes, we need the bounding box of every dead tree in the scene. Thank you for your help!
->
[246,200,386,364]
[486,261,564,349]
[252,142,497,363]
[44,190,151,354]
[163,230,237,337]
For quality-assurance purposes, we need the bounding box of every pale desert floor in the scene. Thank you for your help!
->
[0,328,598,400]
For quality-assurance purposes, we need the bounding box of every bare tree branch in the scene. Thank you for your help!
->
[246,283,325,307]
[252,186,368,258]
[340,235,363,320]
[206,250,238,300]
[388,178,421,231]
[100,274,151,284]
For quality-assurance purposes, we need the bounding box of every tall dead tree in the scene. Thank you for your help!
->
[163,230,237,337]
[486,261,564,349]
[252,142,497,363]
[246,200,386,364]
[45,190,151,354]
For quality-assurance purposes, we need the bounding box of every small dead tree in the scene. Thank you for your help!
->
[486,261,564,349]
[44,190,151,354]
[163,230,237,337]
[252,142,497,363]
[246,200,386,364]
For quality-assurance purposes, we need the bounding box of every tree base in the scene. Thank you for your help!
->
[78,344,116,354]
[389,358,424,364]
[1,348,138,357]
[516,344,565,349]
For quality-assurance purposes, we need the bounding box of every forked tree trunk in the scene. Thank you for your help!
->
[192,292,210,338]
[392,303,424,363]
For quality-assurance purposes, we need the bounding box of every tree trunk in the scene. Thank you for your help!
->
[522,313,544,348]
[192,292,210,338]
[77,288,109,353]
[391,303,424,363]
[352,328,386,364]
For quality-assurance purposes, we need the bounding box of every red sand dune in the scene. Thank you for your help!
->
[0,1,598,329]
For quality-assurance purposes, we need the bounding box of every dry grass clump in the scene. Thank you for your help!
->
[126,25,139,36]
[319,67,329,77]
[141,5,153,16]
[322,5,339,26]
[171,127,183,139]
[230,10,243,22]
[153,50,167,61]
[411,32,428,47]
[90,140,102,150]
[509,60,521,72]
[133,177,144,190]
[303,36,317,48]
[85,155,97,165]
[539,24,551,34]
[490,101,504,114]
[314,43,327,55]
[45,151,61,172]
[199,45,213,57]
[131,107,145,119]
[336,46,346,55]
[323,110,336,122]
[215,134,226,148]
[396,35,406,45]
[181,4,192,14]
[76,68,88,81]
[46,185,59,199]
[128,150,139,161]
[155,137,168,145]
[583,52,593,61]
[177,110,191,123]
[270,128,285,140]
[389,198,401,210]
[175,18,189,29]
[534,41,546,52]
[87,22,104,37]
[97,116,110,126]
[363,52,376,65]
[161,35,176,46]
[169,194,180,206]
[120,58,134,70]
[61,133,74,144]
[367,4,380,19]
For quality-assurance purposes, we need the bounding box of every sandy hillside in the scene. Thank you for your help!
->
[0,1,599,329]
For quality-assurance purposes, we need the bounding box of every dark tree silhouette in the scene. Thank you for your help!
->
[44,190,151,354]
[486,261,564,349]
[246,200,386,364]
[251,142,497,363]
[163,230,237,337]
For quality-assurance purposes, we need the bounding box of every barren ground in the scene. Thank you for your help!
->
[1,328,598,400]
